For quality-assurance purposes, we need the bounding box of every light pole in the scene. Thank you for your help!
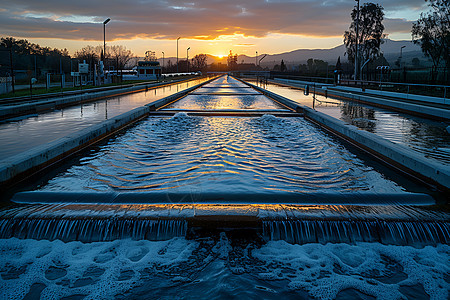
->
[187,47,190,73]
[256,51,258,67]
[103,18,111,61]
[103,18,111,83]
[176,37,181,73]
[354,0,360,81]
[162,51,165,72]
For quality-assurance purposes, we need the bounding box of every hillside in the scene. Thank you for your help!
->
[156,40,428,68]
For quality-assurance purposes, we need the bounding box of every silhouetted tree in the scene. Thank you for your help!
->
[110,45,135,72]
[192,54,208,71]
[412,0,449,82]
[344,3,385,70]
[280,60,287,72]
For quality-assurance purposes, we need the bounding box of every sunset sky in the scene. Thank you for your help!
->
[0,0,429,57]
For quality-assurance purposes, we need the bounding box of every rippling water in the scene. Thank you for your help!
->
[249,80,450,165]
[41,113,403,193]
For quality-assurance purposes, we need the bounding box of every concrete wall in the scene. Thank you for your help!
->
[248,81,450,190]
[0,77,217,187]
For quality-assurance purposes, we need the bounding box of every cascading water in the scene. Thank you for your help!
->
[262,220,449,246]
[0,218,187,242]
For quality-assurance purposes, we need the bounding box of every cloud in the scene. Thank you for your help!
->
[0,0,425,41]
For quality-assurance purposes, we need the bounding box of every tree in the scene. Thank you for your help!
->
[227,50,237,70]
[412,0,449,82]
[280,60,287,72]
[192,54,208,71]
[344,3,386,76]
[110,45,134,72]
[74,45,99,73]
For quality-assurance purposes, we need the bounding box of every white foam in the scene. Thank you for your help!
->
[253,241,449,300]
[0,238,448,299]
[0,238,197,300]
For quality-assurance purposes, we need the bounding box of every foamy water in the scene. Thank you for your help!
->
[0,237,448,299]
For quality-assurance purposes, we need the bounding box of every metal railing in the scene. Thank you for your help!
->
[340,79,448,100]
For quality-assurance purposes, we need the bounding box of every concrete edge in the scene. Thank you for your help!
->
[0,77,218,187]
[247,81,450,190]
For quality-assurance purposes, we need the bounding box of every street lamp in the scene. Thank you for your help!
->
[103,18,111,61]
[256,51,258,67]
[176,37,181,73]
[162,51,165,72]
[103,18,111,84]
[354,0,360,81]
[187,47,190,73]
[399,45,406,68]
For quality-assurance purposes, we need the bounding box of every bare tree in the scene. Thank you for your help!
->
[110,45,135,73]
[191,54,208,71]
[74,45,99,73]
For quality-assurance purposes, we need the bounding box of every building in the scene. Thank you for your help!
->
[136,51,161,80]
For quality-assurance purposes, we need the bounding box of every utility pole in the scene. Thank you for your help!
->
[354,0,360,81]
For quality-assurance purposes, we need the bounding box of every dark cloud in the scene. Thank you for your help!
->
[0,0,425,41]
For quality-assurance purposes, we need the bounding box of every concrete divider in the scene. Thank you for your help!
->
[248,81,450,190]
[0,77,217,187]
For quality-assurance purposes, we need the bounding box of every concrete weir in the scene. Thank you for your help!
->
[1,194,449,244]
[247,81,450,191]
[0,77,218,188]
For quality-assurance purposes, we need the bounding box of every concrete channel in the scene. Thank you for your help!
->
[0,75,449,245]
[247,81,450,191]
[0,76,219,188]
[0,77,202,120]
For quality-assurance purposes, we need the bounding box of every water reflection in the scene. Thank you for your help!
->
[248,80,450,165]
[41,114,403,194]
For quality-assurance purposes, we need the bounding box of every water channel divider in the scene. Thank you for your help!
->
[0,76,220,190]
[0,77,205,121]
[246,81,450,191]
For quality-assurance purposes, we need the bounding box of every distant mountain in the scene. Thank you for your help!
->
[155,40,428,68]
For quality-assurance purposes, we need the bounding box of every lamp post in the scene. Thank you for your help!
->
[187,47,190,73]
[176,37,181,73]
[162,51,165,71]
[103,18,111,61]
[256,51,258,67]
[103,18,111,83]
[354,0,360,81]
